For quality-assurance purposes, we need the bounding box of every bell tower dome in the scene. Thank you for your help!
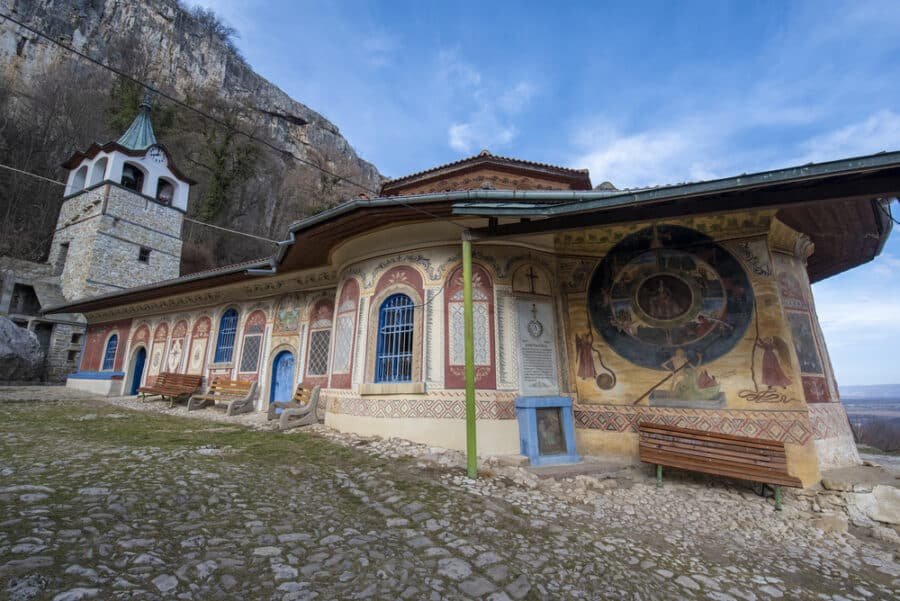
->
[51,94,194,301]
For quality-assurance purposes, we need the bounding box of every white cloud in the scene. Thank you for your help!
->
[361,32,400,68]
[797,110,900,163]
[438,50,536,154]
[570,121,722,189]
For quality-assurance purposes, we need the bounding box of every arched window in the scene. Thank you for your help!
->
[70,165,87,194]
[121,163,144,193]
[89,157,108,186]
[375,293,414,383]
[156,178,175,205]
[102,334,118,371]
[238,310,266,374]
[306,300,333,380]
[214,309,239,363]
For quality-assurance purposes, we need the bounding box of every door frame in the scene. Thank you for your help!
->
[269,348,296,404]
[127,346,148,395]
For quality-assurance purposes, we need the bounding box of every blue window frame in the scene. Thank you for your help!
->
[214,309,239,363]
[102,334,118,371]
[375,294,414,383]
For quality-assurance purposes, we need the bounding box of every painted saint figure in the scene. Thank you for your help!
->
[575,331,597,379]
[758,336,792,389]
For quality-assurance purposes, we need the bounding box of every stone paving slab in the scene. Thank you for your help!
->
[0,387,897,600]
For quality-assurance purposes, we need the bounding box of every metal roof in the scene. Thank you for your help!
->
[116,96,157,151]
[43,149,900,316]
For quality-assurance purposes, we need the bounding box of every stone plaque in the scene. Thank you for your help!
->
[516,300,559,395]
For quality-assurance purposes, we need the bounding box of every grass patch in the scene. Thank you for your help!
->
[0,399,368,469]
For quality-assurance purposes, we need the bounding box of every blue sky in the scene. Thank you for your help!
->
[193,0,900,386]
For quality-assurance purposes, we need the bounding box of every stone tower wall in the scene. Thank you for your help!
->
[50,184,183,301]
[50,187,103,301]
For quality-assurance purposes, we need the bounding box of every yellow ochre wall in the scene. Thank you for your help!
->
[555,211,856,486]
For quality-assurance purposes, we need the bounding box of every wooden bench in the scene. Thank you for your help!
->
[268,384,321,431]
[187,379,258,416]
[138,373,203,404]
[638,422,802,510]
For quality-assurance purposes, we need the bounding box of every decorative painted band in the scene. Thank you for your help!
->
[68,371,126,380]
[574,404,813,445]
[807,403,855,440]
[326,392,517,420]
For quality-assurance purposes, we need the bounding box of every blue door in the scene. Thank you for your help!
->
[130,347,147,395]
[270,351,295,411]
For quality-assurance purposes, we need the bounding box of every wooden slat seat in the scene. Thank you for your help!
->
[638,422,802,509]
[187,379,258,416]
[138,373,203,404]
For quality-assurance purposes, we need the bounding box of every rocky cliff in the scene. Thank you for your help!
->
[0,0,381,270]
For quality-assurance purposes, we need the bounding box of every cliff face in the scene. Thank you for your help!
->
[0,0,381,269]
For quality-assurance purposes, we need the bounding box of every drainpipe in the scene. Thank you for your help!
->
[462,231,477,478]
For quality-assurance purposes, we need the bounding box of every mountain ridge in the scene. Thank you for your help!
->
[0,0,382,270]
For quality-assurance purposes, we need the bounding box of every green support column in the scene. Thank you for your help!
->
[462,233,478,479]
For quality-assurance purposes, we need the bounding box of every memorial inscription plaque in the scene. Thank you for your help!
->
[516,300,559,396]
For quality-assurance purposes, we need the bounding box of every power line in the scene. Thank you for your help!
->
[182,216,277,244]
[879,199,900,227]
[0,161,66,185]
[0,10,469,230]
[0,160,278,243]
[0,11,377,195]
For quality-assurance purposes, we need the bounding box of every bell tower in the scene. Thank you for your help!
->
[51,95,194,301]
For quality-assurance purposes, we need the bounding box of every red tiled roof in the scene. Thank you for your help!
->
[380,150,591,193]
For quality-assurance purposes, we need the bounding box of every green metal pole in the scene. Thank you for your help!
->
[774,485,782,511]
[462,234,477,479]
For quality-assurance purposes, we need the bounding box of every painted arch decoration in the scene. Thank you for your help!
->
[446,264,496,389]
[331,279,359,388]
[588,225,754,404]
[167,319,188,373]
[146,321,169,385]
[186,316,211,375]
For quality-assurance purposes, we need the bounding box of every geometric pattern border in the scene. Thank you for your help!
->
[807,403,854,440]
[574,404,813,445]
[326,390,517,420]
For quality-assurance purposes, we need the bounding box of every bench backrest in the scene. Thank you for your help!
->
[208,378,254,395]
[155,372,202,390]
[290,384,321,405]
[638,422,801,487]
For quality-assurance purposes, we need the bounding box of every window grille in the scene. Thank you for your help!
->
[138,246,150,263]
[307,330,331,375]
[102,334,118,370]
[239,335,262,372]
[214,309,239,363]
[375,293,414,383]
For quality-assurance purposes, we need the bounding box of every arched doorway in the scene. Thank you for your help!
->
[129,347,147,395]
[270,350,295,406]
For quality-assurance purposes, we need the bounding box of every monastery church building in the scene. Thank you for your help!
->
[46,102,900,486]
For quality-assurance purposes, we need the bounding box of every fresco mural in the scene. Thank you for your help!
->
[587,224,754,407]
[776,269,834,403]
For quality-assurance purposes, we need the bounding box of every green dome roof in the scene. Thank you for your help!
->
[116,95,157,151]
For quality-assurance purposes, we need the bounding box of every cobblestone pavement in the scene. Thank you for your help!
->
[0,388,898,600]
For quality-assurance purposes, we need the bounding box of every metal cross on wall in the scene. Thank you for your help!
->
[526,266,538,293]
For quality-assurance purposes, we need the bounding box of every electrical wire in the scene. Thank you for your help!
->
[878,199,900,226]
[0,160,279,243]
[0,10,470,230]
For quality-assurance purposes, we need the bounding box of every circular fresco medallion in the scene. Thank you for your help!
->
[588,225,754,370]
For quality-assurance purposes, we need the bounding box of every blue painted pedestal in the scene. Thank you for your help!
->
[515,396,581,466]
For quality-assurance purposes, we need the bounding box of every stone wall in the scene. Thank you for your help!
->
[51,185,182,300]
